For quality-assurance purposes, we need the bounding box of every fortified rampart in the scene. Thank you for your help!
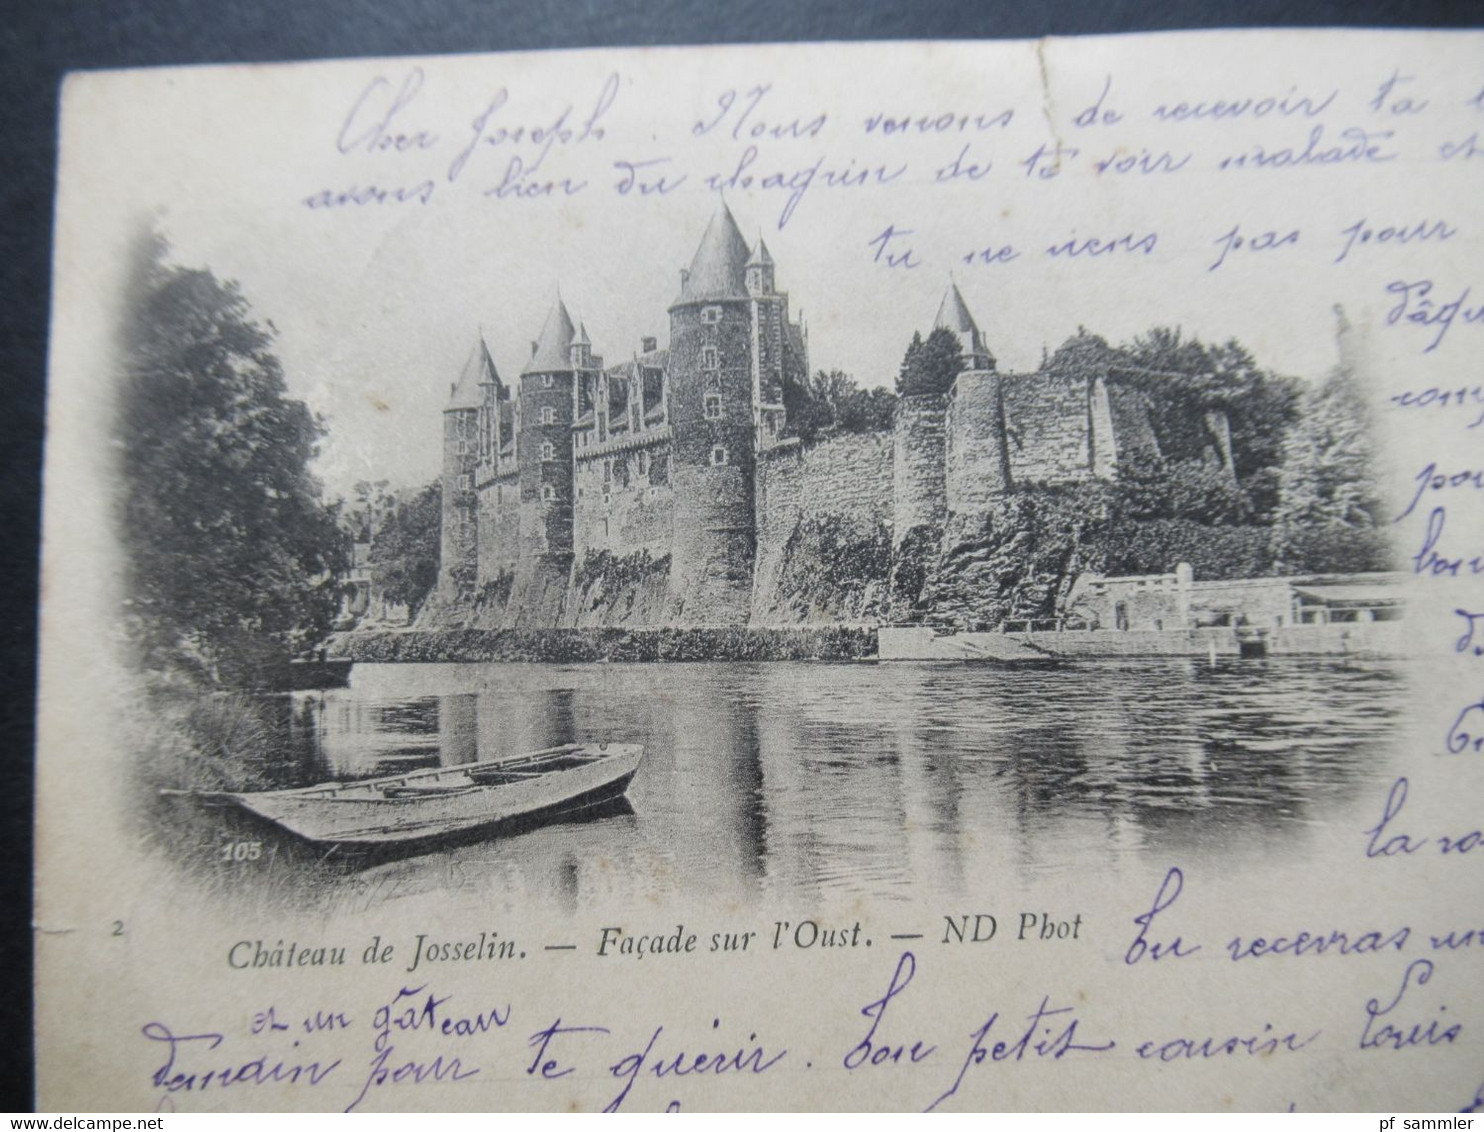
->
[426,205,1240,634]
[753,431,894,626]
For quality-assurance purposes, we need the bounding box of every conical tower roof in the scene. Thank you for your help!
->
[745,237,774,268]
[574,320,591,347]
[933,282,995,368]
[447,335,498,410]
[675,204,751,304]
[523,297,577,374]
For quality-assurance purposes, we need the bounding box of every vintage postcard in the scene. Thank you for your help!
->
[34,30,1484,1111]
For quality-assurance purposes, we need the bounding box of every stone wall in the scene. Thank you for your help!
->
[572,433,674,560]
[476,474,521,582]
[560,549,672,628]
[1002,372,1093,485]
[892,394,947,545]
[752,431,893,625]
[439,408,479,593]
[946,369,1011,513]
[1104,381,1162,470]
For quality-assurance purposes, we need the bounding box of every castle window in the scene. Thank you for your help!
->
[455,439,471,455]
[701,346,719,369]
[711,445,728,466]
[705,372,720,393]
[541,406,556,425]
[540,441,555,462]
[542,485,556,502]
[542,374,554,388]
[603,460,612,484]
[704,394,723,420]
[702,306,722,324]
[637,451,649,475]
[458,474,473,491]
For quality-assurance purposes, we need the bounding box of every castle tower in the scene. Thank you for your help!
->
[934,281,995,371]
[438,340,490,596]
[511,297,578,623]
[744,236,802,450]
[475,335,505,465]
[667,204,761,626]
[938,283,1011,512]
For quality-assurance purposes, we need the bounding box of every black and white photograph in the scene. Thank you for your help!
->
[32,32,1484,1112]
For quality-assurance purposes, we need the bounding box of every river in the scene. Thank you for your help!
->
[181,657,1407,911]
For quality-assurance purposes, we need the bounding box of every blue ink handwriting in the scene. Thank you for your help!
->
[1124,867,1201,965]
[1386,281,1484,353]
[1360,960,1462,1051]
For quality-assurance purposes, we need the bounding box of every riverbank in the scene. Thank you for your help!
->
[331,618,1409,664]
[328,626,878,663]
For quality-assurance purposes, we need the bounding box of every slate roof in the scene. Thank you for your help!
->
[523,298,577,374]
[674,204,752,305]
[934,282,995,367]
[746,238,774,268]
[447,337,498,410]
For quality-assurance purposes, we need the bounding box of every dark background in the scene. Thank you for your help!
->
[2,0,1475,1112]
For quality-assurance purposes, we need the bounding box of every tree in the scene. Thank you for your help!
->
[783,369,897,443]
[1119,327,1301,524]
[1270,363,1383,557]
[116,227,347,684]
[896,327,963,396]
[369,481,443,613]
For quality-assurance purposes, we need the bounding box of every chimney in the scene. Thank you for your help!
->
[530,340,538,356]
[641,336,657,354]
[679,268,689,290]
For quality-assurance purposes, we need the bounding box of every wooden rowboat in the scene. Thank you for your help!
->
[176,743,643,846]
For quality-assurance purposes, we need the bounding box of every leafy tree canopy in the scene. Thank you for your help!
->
[369,481,443,613]
[1272,360,1388,564]
[897,327,964,397]
[783,369,897,444]
[117,227,347,684]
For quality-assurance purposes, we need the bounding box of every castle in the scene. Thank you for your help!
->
[435,204,1237,629]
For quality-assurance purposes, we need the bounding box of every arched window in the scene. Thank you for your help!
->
[540,441,556,462]
[710,446,728,466]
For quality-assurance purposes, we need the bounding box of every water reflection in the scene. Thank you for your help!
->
[241,658,1405,905]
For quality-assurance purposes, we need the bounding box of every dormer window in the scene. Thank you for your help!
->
[540,441,555,462]
[701,346,719,369]
[541,407,556,425]
[704,394,723,420]
[711,445,728,466]
[702,306,722,324]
